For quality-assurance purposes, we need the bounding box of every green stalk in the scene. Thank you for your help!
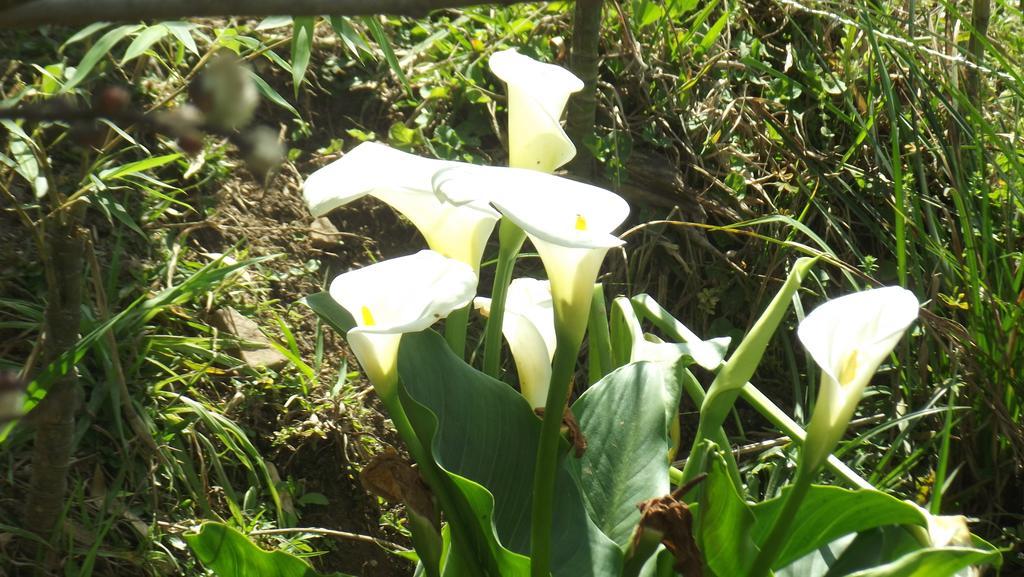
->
[482,220,527,378]
[679,398,743,489]
[444,304,471,360]
[930,387,957,514]
[747,461,815,577]
[678,369,741,490]
[530,327,581,577]
[679,258,817,487]
[587,284,612,384]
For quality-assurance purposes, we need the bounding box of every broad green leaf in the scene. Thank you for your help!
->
[397,330,623,577]
[291,17,315,99]
[568,360,682,547]
[186,522,351,577]
[845,546,1001,577]
[774,528,911,577]
[751,485,928,569]
[667,0,698,16]
[637,3,665,27]
[302,291,355,335]
[697,448,759,576]
[62,24,141,92]
[121,24,171,64]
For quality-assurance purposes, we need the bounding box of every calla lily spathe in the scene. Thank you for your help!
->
[475,278,556,409]
[906,502,973,548]
[489,49,583,172]
[798,286,919,469]
[435,166,629,340]
[303,142,500,271]
[329,250,478,397]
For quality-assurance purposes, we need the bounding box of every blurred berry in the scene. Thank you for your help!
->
[92,85,131,117]
[69,121,106,149]
[190,53,260,131]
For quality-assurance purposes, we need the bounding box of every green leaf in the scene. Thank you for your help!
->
[697,448,759,576]
[329,16,372,60]
[363,16,412,97]
[568,360,682,547]
[397,330,623,577]
[637,3,665,27]
[388,121,419,148]
[291,17,315,99]
[302,291,355,335]
[845,546,1001,577]
[774,527,915,577]
[62,24,141,92]
[121,24,171,64]
[94,191,146,239]
[2,120,47,198]
[61,22,111,49]
[751,485,928,569]
[186,522,352,577]
[250,70,301,118]
[257,16,294,30]
[697,10,730,55]
[98,152,181,181]
[164,22,199,55]
[667,0,698,16]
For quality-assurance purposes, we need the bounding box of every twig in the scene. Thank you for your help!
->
[671,413,888,468]
[248,526,405,551]
[85,233,167,465]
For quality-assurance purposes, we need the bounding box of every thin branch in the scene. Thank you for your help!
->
[248,526,405,551]
[0,0,542,27]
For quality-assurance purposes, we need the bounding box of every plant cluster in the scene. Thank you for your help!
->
[187,49,1003,577]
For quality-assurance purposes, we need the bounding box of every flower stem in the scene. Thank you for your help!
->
[482,220,526,378]
[678,380,746,491]
[444,304,471,360]
[746,461,814,577]
[530,327,581,577]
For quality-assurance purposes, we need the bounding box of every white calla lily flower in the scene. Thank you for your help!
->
[925,512,973,548]
[437,166,629,339]
[489,49,583,172]
[475,278,556,409]
[303,142,500,270]
[329,250,478,397]
[798,286,919,468]
[632,334,733,369]
[906,502,975,577]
